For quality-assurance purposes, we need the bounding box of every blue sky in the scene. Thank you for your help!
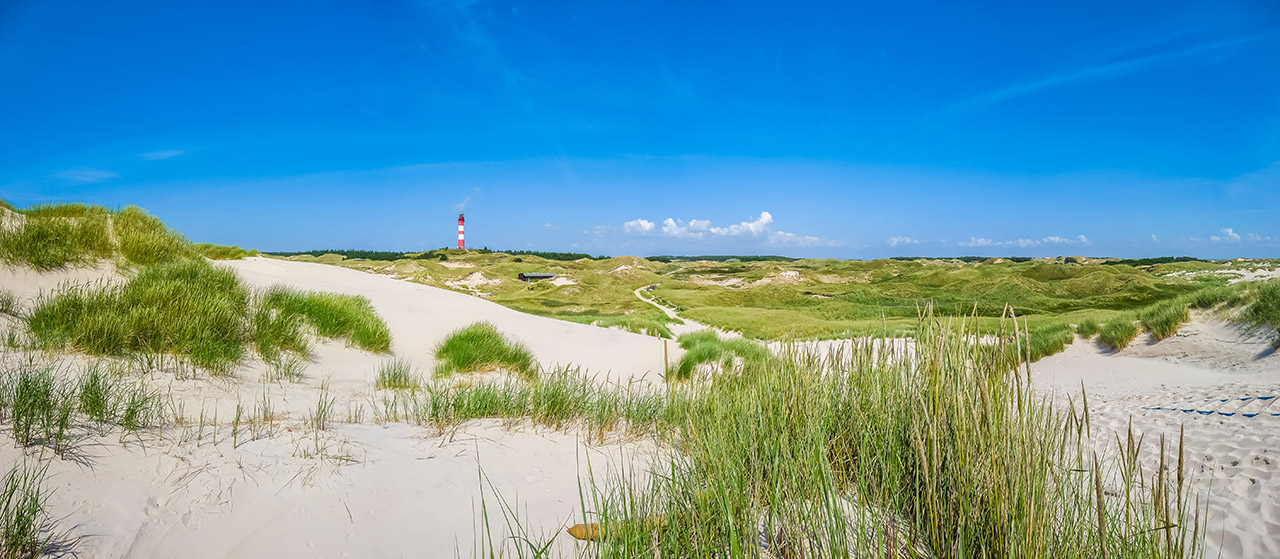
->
[2,0,1278,258]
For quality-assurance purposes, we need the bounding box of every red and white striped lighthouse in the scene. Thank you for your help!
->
[457,213,465,249]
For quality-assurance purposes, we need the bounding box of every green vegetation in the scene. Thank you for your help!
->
[1103,256,1205,267]
[1243,281,1280,347]
[0,203,198,270]
[499,249,609,261]
[27,259,253,372]
[0,364,162,454]
[1099,318,1140,351]
[260,287,391,353]
[1140,301,1191,340]
[671,331,771,380]
[1023,322,1075,361]
[375,359,418,390]
[0,210,113,270]
[1075,317,1100,338]
[194,243,259,260]
[648,254,797,263]
[0,291,17,316]
[432,322,537,380]
[0,460,53,559]
[26,259,392,373]
[263,249,410,261]
[111,206,196,265]
[443,316,1199,558]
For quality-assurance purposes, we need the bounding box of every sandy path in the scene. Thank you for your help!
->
[1033,324,1280,559]
[632,285,740,339]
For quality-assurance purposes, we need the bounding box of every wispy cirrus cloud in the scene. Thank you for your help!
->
[886,236,919,248]
[140,149,185,160]
[51,168,118,184]
[935,32,1274,119]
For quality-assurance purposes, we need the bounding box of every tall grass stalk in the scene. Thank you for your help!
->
[0,460,54,559]
[553,313,1200,558]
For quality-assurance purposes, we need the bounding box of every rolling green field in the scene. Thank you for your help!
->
[282,249,1276,345]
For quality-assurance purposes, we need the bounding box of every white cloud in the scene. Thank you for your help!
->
[1245,233,1272,242]
[1210,228,1241,242]
[768,231,827,247]
[455,196,471,212]
[140,149,185,161]
[959,235,1090,248]
[959,237,995,247]
[620,211,833,246]
[1151,234,1159,242]
[623,218,655,235]
[887,236,919,248]
[661,218,703,238]
[51,168,118,184]
[708,211,773,236]
[543,223,559,232]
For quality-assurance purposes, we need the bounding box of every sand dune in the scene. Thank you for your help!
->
[1,257,681,558]
[220,257,673,386]
[1033,320,1280,559]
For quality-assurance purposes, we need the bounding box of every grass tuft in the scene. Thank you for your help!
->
[0,212,112,270]
[375,359,418,390]
[670,330,770,380]
[112,206,195,266]
[1140,301,1191,340]
[260,287,392,353]
[433,322,537,380]
[1075,317,1100,338]
[27,259,250,373]
[1098,317,1140,351]
[194,243,258,260]
[1242,281,1280,347]
[0,460,54,559]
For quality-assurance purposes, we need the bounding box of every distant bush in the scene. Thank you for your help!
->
[500,250,608,261]
[1103,256,1204,267]
[1098,318,1140,351]
[648,254,795,263]
[433,322,536,380]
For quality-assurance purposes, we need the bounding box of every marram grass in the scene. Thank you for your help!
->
[432,322,537,380]
[194,243,259,260]
[1140,301,1191,340]
[449,312,1203,559]
[1099,317,1140,351]
[25,259,392,373]
[670,330,771,380]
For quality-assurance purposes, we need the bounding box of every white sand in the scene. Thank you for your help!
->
[0,257,680,558]
[1033,319,1280,559]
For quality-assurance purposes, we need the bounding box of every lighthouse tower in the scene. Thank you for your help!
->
[457,213,465,249]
